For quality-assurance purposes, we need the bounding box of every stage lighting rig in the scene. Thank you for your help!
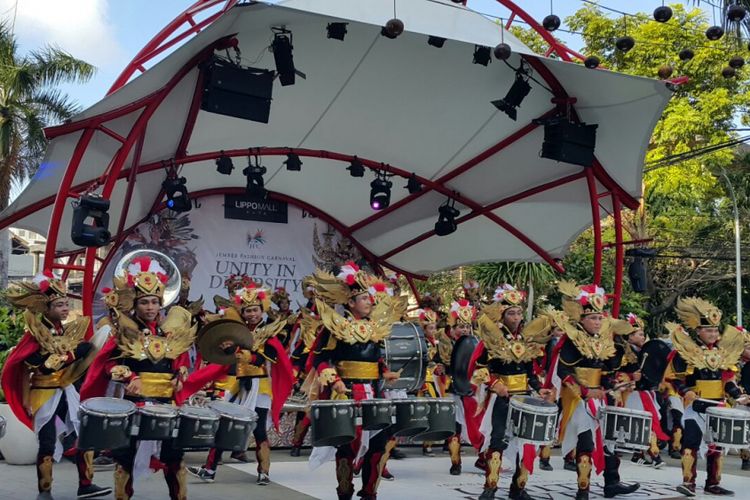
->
[491,61,532,121]
[473,45,492,66]
[271,27,306,86]
[243,154,268,199]
[327,22,348,41]
[406,174,422,194]
[284,152,302,171]
[370,171,392,210]
[71,194,111,247]
[216,152,234,175]
[347,157,365,177]
[162,176,192,213]
[434,198,460,236]
[428,36,446,48]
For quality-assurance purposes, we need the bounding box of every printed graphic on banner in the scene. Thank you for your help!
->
[224,194,288,223]
[93,195,361,319]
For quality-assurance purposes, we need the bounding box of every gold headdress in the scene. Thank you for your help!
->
[7,271,68,314]
[558,281,608,322]
[224,274,255,295]
[271,287,290,306]
[311,261,371,305]
[674,297,722,330]
[418,308,438,325]
[447,299,476,327]
[120,256,169,302]
[233,282,272,310]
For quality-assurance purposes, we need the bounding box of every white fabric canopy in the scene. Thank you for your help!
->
[0,0,670,275]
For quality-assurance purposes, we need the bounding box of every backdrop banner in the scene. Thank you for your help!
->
[93,194,361,317]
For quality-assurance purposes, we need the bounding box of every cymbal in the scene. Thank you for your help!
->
[197,319,253,365]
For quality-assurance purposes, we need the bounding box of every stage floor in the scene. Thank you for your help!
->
[1,447,748,499]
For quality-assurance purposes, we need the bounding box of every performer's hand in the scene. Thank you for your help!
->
[684,390,697,406]
[332,380,348,395]
[586,388,605,400]
[736,394,750,405]
[433,364,445,376]
[632,371,642,382]
[171,377,183,394]
[383,371,400,382]
[126,377,143,396]
[491,382,509,397]
[539,388,554,402]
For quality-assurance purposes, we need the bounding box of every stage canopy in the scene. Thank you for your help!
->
[0,0,671,278]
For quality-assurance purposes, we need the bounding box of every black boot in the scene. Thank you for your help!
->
[290,447,301,457]
[603,482,640,498]
[449,464,461,475]
[575,490,589,500]
[564,459,577,471]
[742,459,750,471]
[478,487,496,500]
[538,458,553,471]
[704,485,734,496]
[76,484,113,498]
[508,488,536,500]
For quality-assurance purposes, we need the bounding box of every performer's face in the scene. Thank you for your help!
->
[551,326,564,339]
[46,298,70,322]
[347,293,372,318]
[135,296,161,323]
[452,323,471,337]
[423,323,437,338]
[242,305,264,326]
[278,299,290,312]
[580,313,602,335]
[628,329,646,348]
[502,307,523,333]
[697,326,720,346]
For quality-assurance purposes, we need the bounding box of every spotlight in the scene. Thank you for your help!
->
[327,22,348,41]
[491,68,532,121]
[71,194,111,247]
[428,36,446,48]
[216,153,234,175]
[370,173,392,210]
[162,176,191,213]
[347,157,365,177]
[536,117,598,167]
[284,152,302,171]
[406,174,422,194]
[243,158,267,199]
[271,28,296,86]
[473,45,492,66]
[434,199,460,236]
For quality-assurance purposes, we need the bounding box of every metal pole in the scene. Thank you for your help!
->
[720,169,742,325]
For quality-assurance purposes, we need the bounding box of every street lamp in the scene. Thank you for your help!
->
[720,168,743,325]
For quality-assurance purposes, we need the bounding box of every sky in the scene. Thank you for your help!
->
[0,0,713,112]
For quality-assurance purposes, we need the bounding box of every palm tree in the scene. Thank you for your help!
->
[469,262,557,319]
[0,22,94,285]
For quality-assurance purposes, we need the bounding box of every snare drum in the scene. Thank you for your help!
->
[391,398,430,437]
[416,398,455,442]
[705,406,750,450]
[173,405,220,450]
[360,399,394,431]
[601,406,652,451]
[132,404,179,441]
[310,400,356,447]
[209,401,258,452]
[78,397,136,451]
[507,396,558,445]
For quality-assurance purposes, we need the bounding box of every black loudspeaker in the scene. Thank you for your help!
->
[201,58,274,123]
[540,118,598,167]
[628,258,648,293]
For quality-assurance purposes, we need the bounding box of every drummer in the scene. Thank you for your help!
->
[188,278,294,485]
[554,282,640,500]
[0,272,111,500]
[307,262,402,500]
[79,256,196,500]
[469,285,554,500]
[417,304,443,457]
[614,313,668,469]
[269,286,297,349]
[739,326,750,471]
[664,297,746,497]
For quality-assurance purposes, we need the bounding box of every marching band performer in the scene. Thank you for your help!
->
[79,256,197,500]
[188,277,294,485]
[469,285,554,500]
[417,306,442,457]
[1,272,111,500]
[269,286,297,348]
[554,282,640,500]
[434,298,483,476]
[307,262,403,500]
[665,298,746,497]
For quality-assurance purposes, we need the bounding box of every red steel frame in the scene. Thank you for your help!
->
[5,0,633,320]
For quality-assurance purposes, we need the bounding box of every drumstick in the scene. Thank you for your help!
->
[638,352,649,371]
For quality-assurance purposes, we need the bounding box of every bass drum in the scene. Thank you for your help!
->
[636,339,672,391]
[379,322,428,394]
[450,335,479,396]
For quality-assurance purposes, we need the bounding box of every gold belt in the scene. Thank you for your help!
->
[336,360,379,380]
[139,372,174,398]
[574,367,602,388]
[31,371,65,389]
[236,362,267,378]
[214,375,238,392]
[495,373,528,394]
[425,367,434,383]
[694,380,723,400]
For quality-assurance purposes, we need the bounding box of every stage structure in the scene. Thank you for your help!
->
[0,0,671,324]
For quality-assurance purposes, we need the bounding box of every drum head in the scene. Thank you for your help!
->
[707,407,749,419]
[603,406,650,418]
[380,322,428,393]
[82,397,136,416]
[179,405,219,419]
[139,404,178,417]
[637,339,672,390]
[209,401,258,421]
[361,399,392,407]
[511,396,555,409]
[312,400,353,408]
[450,335,479,396]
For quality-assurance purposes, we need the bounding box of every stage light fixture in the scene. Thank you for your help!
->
[428,36,446,48]
[327,22,348,41]
[347,157,365,177]
[370,173,392,210]
[491,68,532,121]
[71,194,111,247]
[434,199,460,236]
[535,117,599,167]
[406,174,422,194]
[162,176,192,213]
[473,45,492,66]
[284,152,302,171]
[216,153,234,175]
[243,158,268,199]
[271,29,297,86]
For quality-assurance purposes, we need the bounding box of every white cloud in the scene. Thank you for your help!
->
[0,0,126,71]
